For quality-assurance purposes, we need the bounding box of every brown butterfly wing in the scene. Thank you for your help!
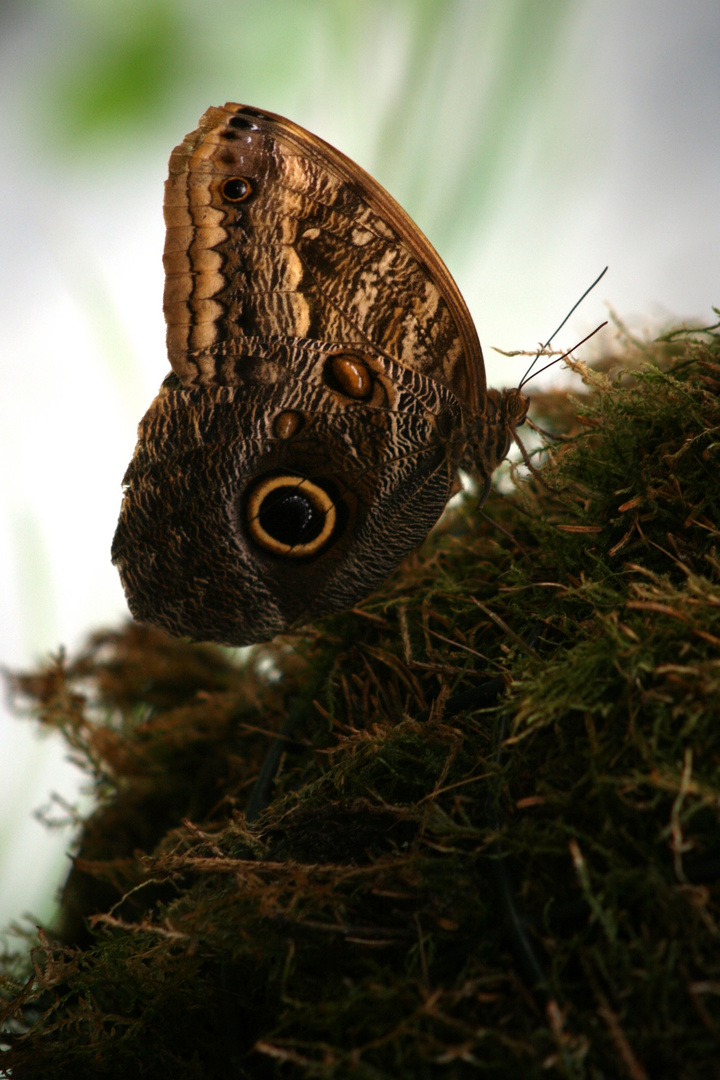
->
[113,104,485,646]
[112,354,462,645]
[163,103,485,413]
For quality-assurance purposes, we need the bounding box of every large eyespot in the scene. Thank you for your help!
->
[246,475,338,557]
[324,351,374,400]
[220,176,253,203]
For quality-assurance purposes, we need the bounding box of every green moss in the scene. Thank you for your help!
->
[2,319,720,1078]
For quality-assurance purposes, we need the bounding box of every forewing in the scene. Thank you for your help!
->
[163,103,485,413]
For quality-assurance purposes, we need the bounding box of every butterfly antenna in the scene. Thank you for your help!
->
[519,266,608,388]
[521,321,608,386]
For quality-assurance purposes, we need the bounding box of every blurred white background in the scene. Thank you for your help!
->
[1,0,718,932]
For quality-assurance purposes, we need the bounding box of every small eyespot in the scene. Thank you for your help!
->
[325,351,374,400]
[246,475,338,557]
[220,176,253,202]
[229,116,258,131]
[272,410,304,440]
[236,107,271,122]
[435,409,454,439]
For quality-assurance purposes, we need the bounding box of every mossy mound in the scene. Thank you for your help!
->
[2,320,720,1079]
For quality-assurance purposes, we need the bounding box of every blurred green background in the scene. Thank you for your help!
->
[1,0,718,933]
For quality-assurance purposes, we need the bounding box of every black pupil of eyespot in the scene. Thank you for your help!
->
[229,116,255,130]
[223,178,248,200]
[258,488,325,546]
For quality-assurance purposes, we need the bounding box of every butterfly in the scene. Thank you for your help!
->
[111,103,529,646]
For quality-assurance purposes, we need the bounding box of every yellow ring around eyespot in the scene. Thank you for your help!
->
[246,475,337,557]
[220,175,253,202]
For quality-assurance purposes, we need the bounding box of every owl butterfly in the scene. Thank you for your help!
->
[112,103,529,646]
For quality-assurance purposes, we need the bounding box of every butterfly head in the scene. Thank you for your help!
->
[466,385,529,482]
[503,385,530,427]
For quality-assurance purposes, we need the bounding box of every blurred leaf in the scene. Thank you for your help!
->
[51,0,190,144]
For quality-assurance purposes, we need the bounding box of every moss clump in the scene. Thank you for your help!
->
[2,319,720,1079]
